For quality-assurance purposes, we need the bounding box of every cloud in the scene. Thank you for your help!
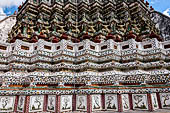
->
[0,0,25,8]
[163,8,170,17]
[150,0,159,4]
[0,7,7,20]
[0,0,25,20]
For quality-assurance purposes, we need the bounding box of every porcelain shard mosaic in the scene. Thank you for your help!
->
[0,0,170,112]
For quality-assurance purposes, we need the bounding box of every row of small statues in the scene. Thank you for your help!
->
[10,19,155,39]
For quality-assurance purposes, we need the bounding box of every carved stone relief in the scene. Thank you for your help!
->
[29,95,44,112]
[0,96,15,112]
[132,94,148,110]
[60,95,72,112]
[122,94,130,111]
[160,93,170,108]
[92,95,102,111]
[76,95,87,111]
[105,94,118,111]
[47,95,56,112]
[17,96,26,112]
[151,93,158,110]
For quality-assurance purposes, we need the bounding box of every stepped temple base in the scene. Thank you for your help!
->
[1,0,170,112]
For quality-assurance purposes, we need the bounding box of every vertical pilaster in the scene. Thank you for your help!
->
[156,92,162,109]
[128,94,133,110]
[147,93,153,112]
[24,96,30,113]
[43,95,48,112]
[118,94,123,112]
[101,94,105,110]
[56,95,61,113]
[87,94,92,113]
[55,95,58,113]
[72,94,76,111]
[14,96,19,112]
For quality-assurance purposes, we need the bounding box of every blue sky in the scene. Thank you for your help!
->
[0,0,170,20]
[146,0,170,14]
[0,0,26,20]
[3,6,18,15]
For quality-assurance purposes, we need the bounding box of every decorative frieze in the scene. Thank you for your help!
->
[0,72,169,85]
[0,94,166,112]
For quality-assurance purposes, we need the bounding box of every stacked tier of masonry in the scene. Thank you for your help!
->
[8,0,162,43]
[0,38,170,86]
